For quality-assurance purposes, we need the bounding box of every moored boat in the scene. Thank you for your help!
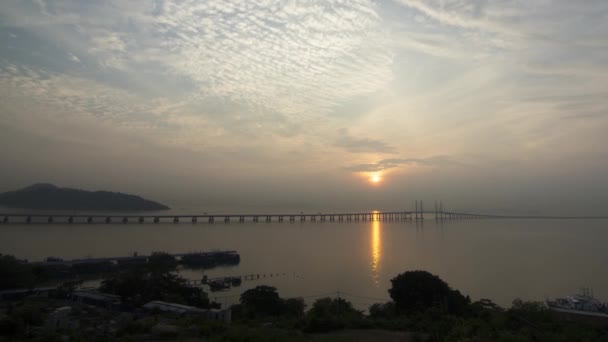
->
[546,288,608,318]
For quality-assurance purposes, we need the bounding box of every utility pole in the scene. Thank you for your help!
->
[421,201,424,220]
[435,201,438,221]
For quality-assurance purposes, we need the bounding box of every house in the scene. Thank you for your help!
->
[72,290,122,309]
[46,306,79,330]
[143,300,231,323]
[0,286,56,300]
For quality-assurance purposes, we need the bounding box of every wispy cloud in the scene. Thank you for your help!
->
[346,156,453,172]
[0,0,396,147]
[394,0,487,30]
[149,0,394,116]
[1,0,608,212]
[67,52,80,63]
[334,131,396,154]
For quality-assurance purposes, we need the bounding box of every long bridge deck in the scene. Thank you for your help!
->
[0,210,491,224]
[2,208,607,224]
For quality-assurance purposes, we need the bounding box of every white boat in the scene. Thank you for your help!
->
[546,288,608,318]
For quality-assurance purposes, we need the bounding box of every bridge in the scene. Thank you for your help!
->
[1,201,606,224]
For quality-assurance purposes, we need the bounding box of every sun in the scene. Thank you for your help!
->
[371,174,381,183]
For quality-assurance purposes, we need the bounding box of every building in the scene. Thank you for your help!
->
[45,306,79,330]
[0,286,56,300]
[143,300,231,323]
[72,290,122,309]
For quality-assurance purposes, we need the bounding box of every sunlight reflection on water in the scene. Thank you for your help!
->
[370,214,382,286]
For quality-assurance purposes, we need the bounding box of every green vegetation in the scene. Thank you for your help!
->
[389,270,471,315]
[225,272,608,341]
[0,254,37,290]
[99,253,209,308]
[0,183,169,211]
[2,269,608,341]
[0,251,239,291]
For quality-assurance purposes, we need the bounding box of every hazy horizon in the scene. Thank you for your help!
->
[1,1,607,215]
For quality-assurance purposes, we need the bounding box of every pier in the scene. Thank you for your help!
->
[30,251,239,267]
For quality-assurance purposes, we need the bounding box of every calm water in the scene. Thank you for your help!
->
[1,218,608,308]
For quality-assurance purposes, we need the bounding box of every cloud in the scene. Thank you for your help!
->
[148,0,394,116]
[67,52,80,63]
[4,0,394,118]
[0,63,183,133]
[334,132,396,154]
[345,155,453,172]
[0,0,397,151]
[394,0,486,29]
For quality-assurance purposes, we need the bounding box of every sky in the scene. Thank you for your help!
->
[0,0,607,214]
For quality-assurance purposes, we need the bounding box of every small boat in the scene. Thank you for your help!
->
[230,276,242,286]
[209,279,231,292]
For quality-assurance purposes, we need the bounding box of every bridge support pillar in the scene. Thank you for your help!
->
[26,216,32,224]
[68,216,73,224]
[153,217,159,223]
[192,217,198,223]
[139,217,144,224]
[106,217,112,223]
[122,217,128,223]
[173,217,179,223]
[48,216,54,223]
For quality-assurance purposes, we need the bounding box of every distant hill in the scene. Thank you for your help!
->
[0,183,170,211]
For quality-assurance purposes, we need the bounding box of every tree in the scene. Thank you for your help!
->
[389,270,470,314]
[240,286,284,317]
[100,269,208,308]
[283,297,306,318]
[308,297,360,318]
[147,252,177,273]
[369,302,396,319]
[304,297,363,333]
[0,254,36,290]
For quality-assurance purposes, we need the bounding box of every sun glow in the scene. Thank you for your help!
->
[371,174,381,184]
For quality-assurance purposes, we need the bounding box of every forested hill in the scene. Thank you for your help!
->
[0,183,170,211]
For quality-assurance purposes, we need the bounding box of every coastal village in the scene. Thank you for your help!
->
[0,251,240,339]
[3,250,608,341]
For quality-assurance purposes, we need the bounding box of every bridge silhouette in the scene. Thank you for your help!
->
[1,201,606,224]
